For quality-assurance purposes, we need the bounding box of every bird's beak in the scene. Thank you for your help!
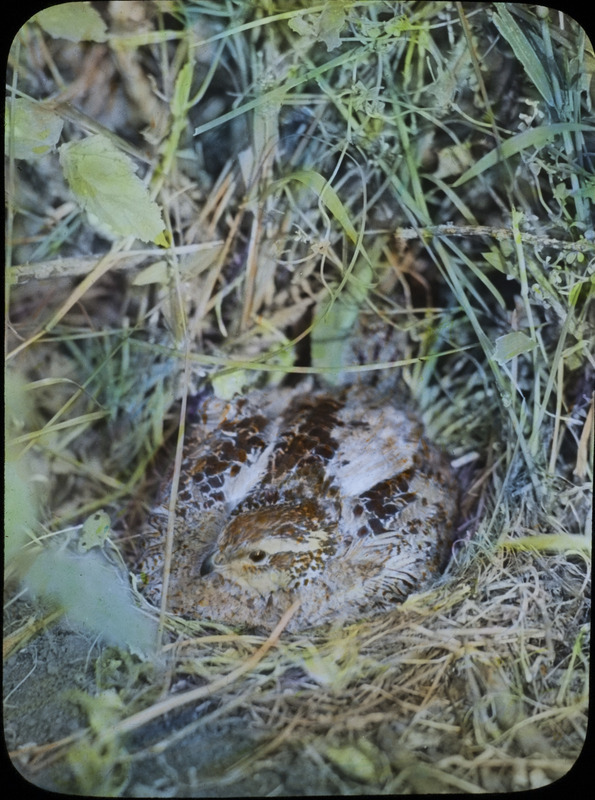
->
[200,551,216,576]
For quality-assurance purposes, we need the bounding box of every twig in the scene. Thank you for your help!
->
[114,600,300,736]
[393,224,595,253]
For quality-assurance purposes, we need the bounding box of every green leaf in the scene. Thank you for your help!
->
[34,2,108,42]
[59,134,165,242]
[288,1,349,51]
[77,510,111,553]
[212,370,249,400]
[287,13,313,40]
[482,250,508,273]
[569,275,595,308]
[493,331,536,364]
[453,123,595,187]
[318,0,348,51]
[325,744,377,782]
[311,260,373,382]
[5,98,63,160]
[500,533,591,553]
[324,740,390,783]
[132,260,169,286]
[282,169,357,242]
[172,59,194,118]
[5,372,38,561]
[193,48,362,138]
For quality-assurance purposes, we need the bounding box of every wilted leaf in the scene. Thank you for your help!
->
[60,134,165,242]
[34,2,108,42]
[324,740,390,783]
[325,744,377,782]
[5,98,63,160]
[433,142,474,180]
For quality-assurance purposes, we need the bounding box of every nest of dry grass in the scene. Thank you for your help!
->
[5,2,592,795]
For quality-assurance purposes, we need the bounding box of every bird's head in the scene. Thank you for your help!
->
[200,501,335,596]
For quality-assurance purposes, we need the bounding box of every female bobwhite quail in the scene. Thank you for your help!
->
[139,383,458,631]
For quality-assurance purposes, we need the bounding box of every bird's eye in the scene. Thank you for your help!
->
[249,549,267,563]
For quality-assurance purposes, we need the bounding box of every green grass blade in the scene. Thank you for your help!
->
[453,123,595,186]
[284,169,358,243]
[491,6,554,107]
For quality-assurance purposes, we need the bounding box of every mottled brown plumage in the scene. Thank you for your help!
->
[139,384,458,631]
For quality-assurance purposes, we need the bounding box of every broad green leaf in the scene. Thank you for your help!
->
[453,123,595,187]
[34,2,108,42]
[324,741,390,783]
[287,13,314,40]
[492,6,554,107]
[60,134,165,242]
[154,229,172,248]
[493,331,536,364]
[310,294,360,381]
[325,744,377,782]
[5,98,63,160]
[69,689,124,735]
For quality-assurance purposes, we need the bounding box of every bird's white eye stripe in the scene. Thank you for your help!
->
[247,529,330,556]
